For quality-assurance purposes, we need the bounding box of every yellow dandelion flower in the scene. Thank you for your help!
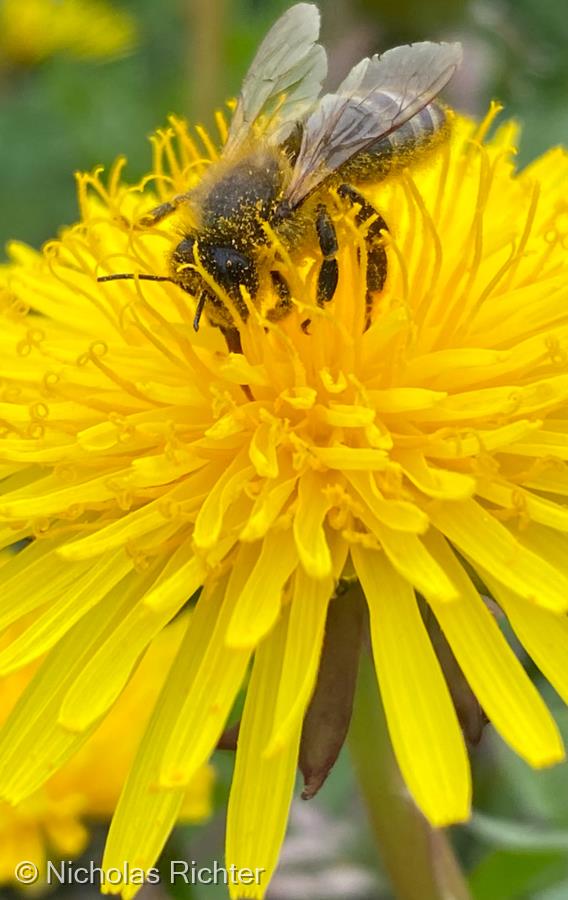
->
[0,94,568,897]
[0,0,137,67]
[0,602,213,886]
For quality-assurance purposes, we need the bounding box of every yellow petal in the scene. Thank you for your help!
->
[59,546,203,731]
[429,499,568,611]
[58,477,202,560]
[249,421,279,477]
[0,539,90,630]
[101,620,195,898]
[368,387,447,413]
[411,376,568,423]
[506,428,568,460]
[403,347,511,389]
[352,545,471,825]
[394,449,475,500]
[264,569,332,756]
[424,420,540,460]
[363,517,458,602]
[193,453,253,549]
[0,572,145,804]
[0,549,133,674]
[313,446,393,471]
[226,609,301,899]
[226,528,298,648]
[143,539,205,611]
[130,450,205,486]
[425,532,564,767]
[477,480,568,532]
[239,474,297,542]
[346,470,429,533]
[293,470,332,578]
[159,573,252,788]
[0,470,121,518]
[484,574,568,708]
[320,403,376,427]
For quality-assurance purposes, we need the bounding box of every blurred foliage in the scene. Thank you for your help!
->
[463,693,568,900]
[0,2,568,898]
[0,0,137,65]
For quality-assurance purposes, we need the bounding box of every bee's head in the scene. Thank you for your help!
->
[97,233,255,345]
[172,235,258,333]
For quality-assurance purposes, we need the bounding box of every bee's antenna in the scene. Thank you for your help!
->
[97,273,173,284]
[193,291,207,332]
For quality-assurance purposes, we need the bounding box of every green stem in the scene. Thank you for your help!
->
[349,649,471,900]
[187,0,226,121]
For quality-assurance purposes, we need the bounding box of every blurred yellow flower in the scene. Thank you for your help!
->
[0,0,137,66]
[0,599,213,887]
[0,104,568,899]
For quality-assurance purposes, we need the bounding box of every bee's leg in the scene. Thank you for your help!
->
[337,184,388,327]
[138,192,193,227]
[315,204,339,305]
[220,326,243,355]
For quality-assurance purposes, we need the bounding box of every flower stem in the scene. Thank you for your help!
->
[348,649,471,900]
[185,0,226,121]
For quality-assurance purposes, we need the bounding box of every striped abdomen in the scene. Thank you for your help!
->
[375,99,446,153]
[340,99,448,184]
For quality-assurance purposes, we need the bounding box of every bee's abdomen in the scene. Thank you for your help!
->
[339,100,448,184]
[376,100,446,151]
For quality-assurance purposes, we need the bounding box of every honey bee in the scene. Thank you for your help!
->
[99,3,462,353]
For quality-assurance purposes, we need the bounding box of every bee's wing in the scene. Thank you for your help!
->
[286,41,462,206]
[224,3,327,156]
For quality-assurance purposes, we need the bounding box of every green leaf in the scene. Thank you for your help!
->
[468,812,568,852]
[469,850,566,900]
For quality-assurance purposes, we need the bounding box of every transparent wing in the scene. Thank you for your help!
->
[286,41,462,206]
[224,3,327,156]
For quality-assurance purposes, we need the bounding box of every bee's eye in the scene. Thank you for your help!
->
[198,244,258,300]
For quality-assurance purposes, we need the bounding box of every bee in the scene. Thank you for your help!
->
[99,3,462,354]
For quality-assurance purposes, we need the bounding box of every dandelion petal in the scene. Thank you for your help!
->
[226,610,301,900]
[265,569,332,757]
[352,545,471,825]
[425,533,564,767]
